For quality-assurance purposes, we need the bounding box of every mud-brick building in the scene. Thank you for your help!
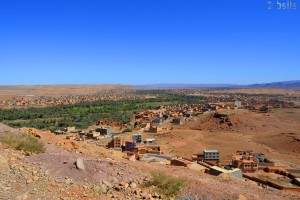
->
[232,155,259,173]
[108,136,124,148]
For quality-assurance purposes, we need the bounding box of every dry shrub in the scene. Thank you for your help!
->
[146,170,186,198]
[0,132,45,154]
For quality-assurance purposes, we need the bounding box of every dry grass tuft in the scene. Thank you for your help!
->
[0,132,45,154]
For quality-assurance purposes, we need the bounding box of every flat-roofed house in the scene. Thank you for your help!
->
[252,152,266,162]
[132,134,142,144]
[95,127,110,136]
[152,118,164,125]
[232,155,259,173]
[172,118,183,125]
[203,150,220,160]
[145,138,156,144]
[125,141,136,152]
[108,136,124,149]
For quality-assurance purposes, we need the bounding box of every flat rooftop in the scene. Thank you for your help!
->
[204,149,219,153]
[210,166,241,174]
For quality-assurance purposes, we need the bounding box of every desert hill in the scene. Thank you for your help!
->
[1,123,299,199]
[187,110,255,132]
[0,124,150,199]
[157,109,300,167]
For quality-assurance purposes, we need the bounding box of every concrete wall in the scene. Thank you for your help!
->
[243,174,300,192]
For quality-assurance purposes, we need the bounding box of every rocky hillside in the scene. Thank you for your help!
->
[0,123,299,200]
[188,111,255,132]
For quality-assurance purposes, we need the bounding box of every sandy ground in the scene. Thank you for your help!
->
[153,109,300,167]
[0,84,133,100]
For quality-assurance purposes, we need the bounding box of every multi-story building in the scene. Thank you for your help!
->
[232,155,259,173]
[252,152,266,162]
[113,136,123,148]
[172,118,183,125]
[152,118,164,125]
[125,141,136,152]
[132,134,142,144]
[108,136,124,148]
[95,127,110,135]
[203,150,220,160]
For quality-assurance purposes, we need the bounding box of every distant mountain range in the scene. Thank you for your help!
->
[135,83,238,88]
[136,80,300,89]
[247,80,300,88]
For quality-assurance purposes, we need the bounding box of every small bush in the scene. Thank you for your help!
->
[122,128,132,133]
[146,171,186,198]
[0,132,45,154]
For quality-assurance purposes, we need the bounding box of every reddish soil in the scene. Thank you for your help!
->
[157,109,300,167]
[27,148,144,184]
[170,141,187,147]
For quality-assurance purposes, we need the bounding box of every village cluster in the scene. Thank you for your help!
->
[0,89,142,108]
[0,88,298,109]
[58,96,300,192]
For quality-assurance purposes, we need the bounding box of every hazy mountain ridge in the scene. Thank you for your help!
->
[247,80,300,88]
[135,83,238,88]
[136,80,300,89]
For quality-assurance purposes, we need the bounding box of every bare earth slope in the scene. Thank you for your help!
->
[159,109,300,167]
[1,123,299,199]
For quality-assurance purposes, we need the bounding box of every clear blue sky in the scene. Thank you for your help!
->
[0,0,299,85]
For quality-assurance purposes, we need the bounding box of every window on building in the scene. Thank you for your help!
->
[244,164,250,168]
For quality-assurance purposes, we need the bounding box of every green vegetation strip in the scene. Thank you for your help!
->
[0,95,202,131]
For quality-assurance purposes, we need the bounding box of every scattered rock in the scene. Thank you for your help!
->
[141,188,150,194]
[113,185,121,191]
[137,178,143,184]
[65,178,73,185]
[0,155,9,174]
[124,183,129,189]
[238,194,247,200]
[130,182,137,189]
[102,179,112,188]
[16,193,29,200]
[75,158,85,171]
[5,186,11,191]
[112,177,119,183]
[119,181,126,187]
[100,184,108,194]
[152,192,160,198]
[26,179,33,184]
[134,189,141,195]
[141,192,147,198]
